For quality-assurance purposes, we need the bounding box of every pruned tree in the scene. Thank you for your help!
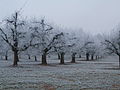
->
[82,39,94,61]
[0,39,11,60]
[53,32,68,64]
[93,34,105,60]
[67,33,78,63]
[89,44,96,60]
[103,30,120,68]
[101,23,120,68]
[30,19,63,65]
[70,29,89,62]
[0,12,31,66]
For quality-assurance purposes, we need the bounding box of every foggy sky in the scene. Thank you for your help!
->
[0,0,120,35]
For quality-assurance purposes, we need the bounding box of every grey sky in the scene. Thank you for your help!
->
[0,0,120,34]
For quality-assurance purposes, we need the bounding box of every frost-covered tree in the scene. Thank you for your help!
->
[103,25,120,68]
[81,35,95,61]
[67,32,78,63]
[30,19,63,65]
[89,44,97,60]
[0,39,11,60]
[93,34,105,60]
[0,12,31,66]
[53,32,69,64]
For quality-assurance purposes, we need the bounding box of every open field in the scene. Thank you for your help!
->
[0,56,120,90]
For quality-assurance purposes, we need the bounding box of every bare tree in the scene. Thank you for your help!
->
[0,12,31,66]
[30,19,63,65]
[103,30,120,68]
[53,33,66,64]
[67,33,78,63]
[83,41,94,61]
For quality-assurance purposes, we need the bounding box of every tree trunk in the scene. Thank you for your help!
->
[5,51,8,60]
[60,52,65,64]
[5,55,8,60]
[86,53,89,61]
[41,52,47,65]
[91,54,94,60]
[96,56,98,60]
[71,53,76,63]
[79,54,81,58]
[28,55,31,59]
[17,54,19,62]
[34,56,37,61]
[119,55,120,68]
[13,50,19,66]
[58,53,61,59]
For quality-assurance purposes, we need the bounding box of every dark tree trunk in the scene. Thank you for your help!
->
[34,56,37,61]
[119,55,120,68]
[13,50,19,66]
[41,52,47,65]
[5,51,8,60]
[17,54,19,62]
[86,53,89,61]
[60,52,65,64]
[5,55,8,60]
[71,53,76,63]
[79,54,81,58]
[96,55,98,60]
[58,53,61,59]
[91,54,94,60]
[28,55,31,59]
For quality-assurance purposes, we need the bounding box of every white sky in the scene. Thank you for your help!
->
[0,0,120,35]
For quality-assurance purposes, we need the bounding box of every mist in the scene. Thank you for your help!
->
[0,0,120,34]
[0,1,120,90]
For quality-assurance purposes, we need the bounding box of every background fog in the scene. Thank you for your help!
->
[0,0,120,34]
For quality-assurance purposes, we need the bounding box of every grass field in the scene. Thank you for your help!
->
[0,55,120,90]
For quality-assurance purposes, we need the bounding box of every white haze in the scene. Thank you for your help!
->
[0,0,120,35]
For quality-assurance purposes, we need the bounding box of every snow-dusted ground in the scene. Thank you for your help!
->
[0,55,120,90]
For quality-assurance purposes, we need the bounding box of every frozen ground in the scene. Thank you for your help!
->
[0,55,120,90]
